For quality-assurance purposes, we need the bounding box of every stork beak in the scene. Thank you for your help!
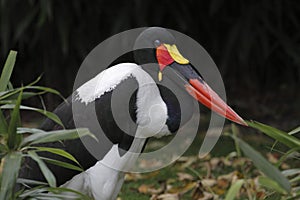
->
[156,44,247,126]
[185,76,247,126]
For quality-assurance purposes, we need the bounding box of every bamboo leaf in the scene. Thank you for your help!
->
[27,151,56,187]
[258,176,287,194]
[225,179,244,200]
[2,104,64,128]
[26,86,61,96]
[0,108,8,135]
[0,152,22,200]
[17,127,46,135]
[7,89,22,149]
[282,168,300,177]
[276,147,300,167]
[20,186,93,200]
[34,146,82,167]
[232,135,291,192]
[21,128,96,147]
[42,157,83,172]
[17,178,48,186]
[289,126,300,135]
[247,121,300,149]
[0,51,17,92]
[46,187,93,200]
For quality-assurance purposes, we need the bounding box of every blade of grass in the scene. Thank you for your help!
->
[34,146,82,167]
[46,187,93,200]
[27,151,56,187]
[258,176,287,194]
[21,128,96,147]
[276,147,300,167]
[17,178,48,186]
[247,121,300,149]
[7,89,22,149]
[0,51,17,92]
[17,127,46,134]
[225,179,244,200]
[41,157,83,172]
[0,152,22,200]
[231,124,241,157]
[1,104,64,128]
[282,168,300,177]
[289,126,300,135]
[232,135,291,193]
[0,108,8,135]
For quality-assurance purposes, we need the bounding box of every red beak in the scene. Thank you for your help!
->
[156,43,247,126]
[185,78,247,126]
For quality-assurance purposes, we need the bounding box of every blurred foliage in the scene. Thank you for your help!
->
[0,51,94,199]
[1,0,299,105]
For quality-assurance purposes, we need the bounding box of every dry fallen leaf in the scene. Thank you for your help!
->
[198,192,216,200]
[177,156,198,169]
[192,181,204,200]
[201,179,217,187]
[177,172,194,181]
[138,182,166,195]
[167,181,196,194]
[125,171,159,181]
[151,193,179,200]
[266,153,279,163]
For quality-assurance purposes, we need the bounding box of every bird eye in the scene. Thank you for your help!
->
[154,39,161,47]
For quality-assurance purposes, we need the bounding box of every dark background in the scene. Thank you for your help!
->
[1,0,299,129]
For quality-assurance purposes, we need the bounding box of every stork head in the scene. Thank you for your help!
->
[134,27,247,126]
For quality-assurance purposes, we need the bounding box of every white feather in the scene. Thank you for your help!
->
[76,63,139,104]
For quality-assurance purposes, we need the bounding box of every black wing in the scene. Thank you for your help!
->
[19,77,139,186]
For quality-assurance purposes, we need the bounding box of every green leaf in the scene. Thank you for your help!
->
[231,124,241,157]
[247,121,300,149]
[7,89,22,149]
[21,128,96,147]
[34,146,82,167]
[27,151,56,187]
[290,175,300,183]
[19,186,93,200]
[0,143,8,159]
[17,127,46,135]
[0,152,22,200]
[17,178,48,186]
[17,186,49,198]
[258,176,287,194]
[0,108,8,135]
[264,192,282,200]
[2,91,43,101]
[42,157,83,172]
[289,126,300,135]
[276,147,300,167]
[1,104,64,128]
[232,135,291,193]
[46,187,93,200]
[282,168,300,177]
[0,50,17,92]
[26,86,61,96]
[225,179,244,200]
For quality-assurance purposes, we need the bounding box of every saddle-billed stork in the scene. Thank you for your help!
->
[20,27,246,199]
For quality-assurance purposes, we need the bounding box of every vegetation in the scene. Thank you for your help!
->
[1,1,299,198]
[120,123,300,200]
[1,0,299,98]
[0,51,94,200]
